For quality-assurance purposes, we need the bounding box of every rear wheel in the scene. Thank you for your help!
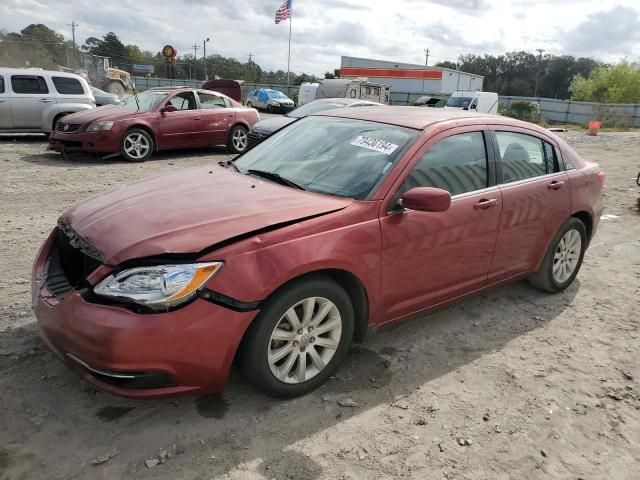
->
[227,125,248,154]
[240,276,354,398]
[51,113,69,133]
[246,101,253,109]
[529,217,587,292]
[121,128,153,162]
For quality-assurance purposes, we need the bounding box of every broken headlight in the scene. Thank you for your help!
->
[94,262,223,310]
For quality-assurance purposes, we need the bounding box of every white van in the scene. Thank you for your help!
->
[0,68,95,134]
[445,91,499,115]
[299,78,390,105]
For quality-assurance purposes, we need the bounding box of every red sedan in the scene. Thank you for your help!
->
[33,107,604,398]
[49,87,259,161]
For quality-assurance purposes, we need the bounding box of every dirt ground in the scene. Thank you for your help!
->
[0,130,639,480]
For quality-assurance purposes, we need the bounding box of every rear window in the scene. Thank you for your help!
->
[52,76,85,95]
[11,75,49,94]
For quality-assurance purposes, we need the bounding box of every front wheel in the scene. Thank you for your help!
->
[121,128,153,162]
[107,82,125,97]
[529,217,587,292]
[227,125,248,154]
[246,102,253,109]
[239,276,354,398]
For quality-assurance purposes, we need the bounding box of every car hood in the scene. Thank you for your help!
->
[60,166,351,265]
[253,116,296,134]
[62,106,154,125]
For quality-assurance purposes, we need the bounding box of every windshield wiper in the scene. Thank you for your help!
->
[218,159,240,172]
[246,169,306,190]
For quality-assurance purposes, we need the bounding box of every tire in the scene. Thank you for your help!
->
[528,217,587,293]
[107,82,125,97]
[246,102,253,109]
[121,128,154,162]
[267,104,274,114]
[239,276,355,398]
[227,125,249,154]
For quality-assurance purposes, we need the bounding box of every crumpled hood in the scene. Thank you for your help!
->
[61,166,351,265]
[62,106,154,126]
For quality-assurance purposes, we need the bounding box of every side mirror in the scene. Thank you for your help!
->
[160,105,178,114]
[462,101,469,110]
[470,103,477,110]
[401,187,451,212]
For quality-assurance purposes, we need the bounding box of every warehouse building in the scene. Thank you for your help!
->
[340,56,484,104]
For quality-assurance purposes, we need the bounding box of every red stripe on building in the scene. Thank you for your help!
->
[340,67,443,80]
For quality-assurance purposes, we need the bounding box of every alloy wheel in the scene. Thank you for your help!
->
[232,128,248,152]
[123,133,150,160]
[553,229,582,283]
[268,296,342,384]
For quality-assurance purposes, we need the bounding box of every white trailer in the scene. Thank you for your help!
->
[298,78,390,105]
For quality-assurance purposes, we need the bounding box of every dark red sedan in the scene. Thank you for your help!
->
[49,87,259,161]
[33,107,604,398]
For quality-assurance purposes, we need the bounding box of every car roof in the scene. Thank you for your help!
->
[312,98,380,106]
[314,106,532,131]
[0,67,87,80]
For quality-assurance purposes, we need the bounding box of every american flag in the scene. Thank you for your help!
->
[275,0,292,24]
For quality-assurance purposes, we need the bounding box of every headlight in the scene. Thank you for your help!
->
[94,262,223,309]
[87,120,114,132]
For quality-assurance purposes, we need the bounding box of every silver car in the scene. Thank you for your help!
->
[0,68,95,134]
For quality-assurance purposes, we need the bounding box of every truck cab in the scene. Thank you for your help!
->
[445,91,499,114]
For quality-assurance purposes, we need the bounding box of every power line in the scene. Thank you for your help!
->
[424,48,430,67]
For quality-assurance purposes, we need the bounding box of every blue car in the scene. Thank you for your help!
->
[246,88,295,113]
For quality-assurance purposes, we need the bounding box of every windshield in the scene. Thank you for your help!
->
[288,101,348,118]
[120,91,169,111]
[446,96,473,108]
[268,90,288,99]
[235,116,419,199]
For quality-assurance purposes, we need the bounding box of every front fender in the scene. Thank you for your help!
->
[43,104,94,132]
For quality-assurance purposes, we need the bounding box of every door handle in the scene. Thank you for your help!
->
[474,198,498,210]
[547,180,565,190]
[39,98,53,103]
[192,117,201,120]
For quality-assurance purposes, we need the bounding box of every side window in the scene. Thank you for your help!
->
[198,92,226,109]
[11,75,49,94]
[399,131,489,197]
[167,91,196,110]
[0,76,4,93]
[495,131,547,183]
[52,77,84,95]
[543,141,560,173]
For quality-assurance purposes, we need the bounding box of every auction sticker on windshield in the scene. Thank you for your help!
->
[350,136,399,155]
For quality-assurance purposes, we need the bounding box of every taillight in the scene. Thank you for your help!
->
[597,171,606,189]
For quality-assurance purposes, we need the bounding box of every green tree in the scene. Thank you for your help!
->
[570,62,640,103]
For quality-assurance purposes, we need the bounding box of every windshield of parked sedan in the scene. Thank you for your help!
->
[287,101,349,118]
[234,116,419,199]
[446,96,473,108]
[119,91,169,111]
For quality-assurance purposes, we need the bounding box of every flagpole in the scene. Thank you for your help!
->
[286,6,292,89]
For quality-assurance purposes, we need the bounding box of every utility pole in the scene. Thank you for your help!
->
[424,48,430,67]
[247,53,254,63]
[534,48,544,97]
[191,44,200,80]
[67,21,78,67]
[203,37,210,81]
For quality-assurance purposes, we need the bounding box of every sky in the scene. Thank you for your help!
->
[1,0,639,75]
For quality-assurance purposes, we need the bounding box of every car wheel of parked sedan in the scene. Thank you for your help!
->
[246,102,253,109]
[240,276,355,398]
[267,104,274,114]
[529,217,587,293]
[227,125,249,154]
[121,128,154,162]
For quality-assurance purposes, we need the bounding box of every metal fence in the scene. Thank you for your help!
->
[500,95,640,127]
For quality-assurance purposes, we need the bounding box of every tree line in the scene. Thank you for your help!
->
[0,24,318,85]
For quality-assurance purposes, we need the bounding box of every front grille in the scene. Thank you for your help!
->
[56,122,81,133]
[44,228,103,299]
